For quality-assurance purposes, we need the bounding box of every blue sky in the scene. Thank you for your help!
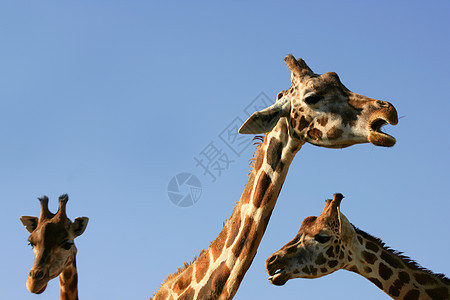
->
[1,1,449,299]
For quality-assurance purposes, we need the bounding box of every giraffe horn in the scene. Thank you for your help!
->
[319,193,345,222]
[332,193,344,207]
[331,194,345,235]
[284,54,314,76]
[321,199,333,213]
[38,195,53,219]
[55,194,69,221]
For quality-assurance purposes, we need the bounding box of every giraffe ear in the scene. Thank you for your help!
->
[20,216,39,233]
[338,213,355,243]
[72,217,89,238]
[239,101,291,134]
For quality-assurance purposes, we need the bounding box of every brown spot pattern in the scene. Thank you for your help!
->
[404,289,420,300]
[240,180,253,205]
[252,172,273,208]
[317,116,328,127]
[413,273,437,285]
[368,277,384,290]
[315,253,326,265]
[378,262,393,280]
[365,241,379,253]
[297,116,309,131]
[266,139,283,170]
[389,285,401,298]
[399,271,410,284]
[210,229,227,261]
[357,236,363,245]
[389,279,404,298]
[173,266,193,294]
[226,213,241,248]
[195,253,210,283]
[380,252,402,269]
[362,251,378,264]
[326,246,335,258]
[307,128,323,140]
[232,217,255,258]
[328,260,338,268]
[197,261,231,299]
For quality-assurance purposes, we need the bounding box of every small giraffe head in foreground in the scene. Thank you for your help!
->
[266,194,450,299]
[20,194,88,295]
[240,55,398,148]
[266,193,350,285]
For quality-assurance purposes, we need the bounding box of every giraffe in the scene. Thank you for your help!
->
[20,194,89,300]
[153,54,399,300]
[266,193,450,299]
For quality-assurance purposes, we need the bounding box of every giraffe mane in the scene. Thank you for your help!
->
[248,134,266,175]
[352,225,450,283]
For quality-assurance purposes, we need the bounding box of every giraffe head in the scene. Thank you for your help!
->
[265,193,355,285]
[20,195,88,294]
[240,55,398,148]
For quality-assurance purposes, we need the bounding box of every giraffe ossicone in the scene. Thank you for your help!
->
[266,193,450,299]
[20,194,88,300]
[153,54,398,299]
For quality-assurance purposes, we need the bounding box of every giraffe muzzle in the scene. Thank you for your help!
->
[266,254,290,286]
[27,269,49,294]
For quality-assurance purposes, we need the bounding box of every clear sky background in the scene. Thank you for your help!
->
[1,1,449,299]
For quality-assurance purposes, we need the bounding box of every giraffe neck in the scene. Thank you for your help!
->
[153,121,303,300]
[59,255,79,300]
[344,228,450,300]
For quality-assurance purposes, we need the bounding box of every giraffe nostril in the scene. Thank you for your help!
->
[267,254,280,265]
[29,270,45,280]
[376,100,389,108]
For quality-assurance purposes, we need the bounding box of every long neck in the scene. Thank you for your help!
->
[59,255,78,300]
[345,228,450,300]
[153,121,303,300]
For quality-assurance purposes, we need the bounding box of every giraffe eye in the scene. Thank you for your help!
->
[62,241,74,250]
[304,94,324,105]
[314,234,331,243]
[28,241,35,249]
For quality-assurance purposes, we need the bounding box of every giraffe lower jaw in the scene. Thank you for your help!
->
[28,282,47,294]
[368,118,396,147]
[268,268,289,286]
[36,284,47,294]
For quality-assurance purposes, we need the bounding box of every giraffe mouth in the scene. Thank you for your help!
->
[27,281,48,294]
[36,284,47,294]
[268,268,289,286]
[368,118,396,147]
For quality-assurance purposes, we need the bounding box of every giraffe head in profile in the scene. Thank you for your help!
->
[240,55,398,148]
[265,193,350,285]
[265,194,450,299]
[20,195,88,295]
